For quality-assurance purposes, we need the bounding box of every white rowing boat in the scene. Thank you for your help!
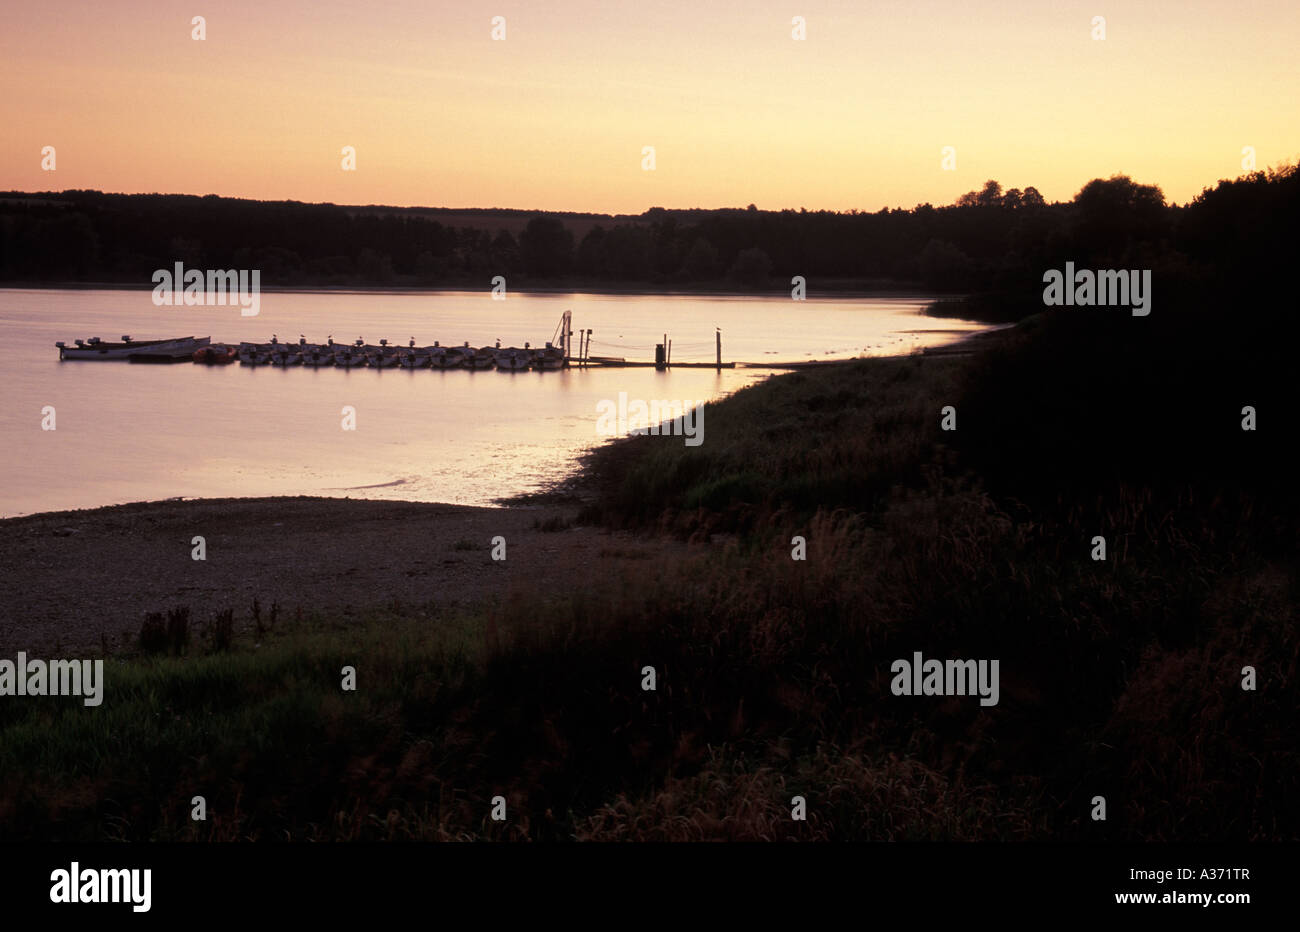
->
[56,335,210,361]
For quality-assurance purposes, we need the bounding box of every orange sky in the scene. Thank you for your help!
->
[2,0,1297,212]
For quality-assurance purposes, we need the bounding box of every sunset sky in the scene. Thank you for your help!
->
[2,0,1297,213]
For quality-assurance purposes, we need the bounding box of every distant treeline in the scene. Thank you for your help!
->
[1,168,1295,315]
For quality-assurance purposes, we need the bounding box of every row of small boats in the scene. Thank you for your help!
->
[196,337,566,371]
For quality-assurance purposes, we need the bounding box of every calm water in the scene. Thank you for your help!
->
[0,288,985,517]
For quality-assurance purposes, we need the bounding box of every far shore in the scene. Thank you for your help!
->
[1,278,952,301]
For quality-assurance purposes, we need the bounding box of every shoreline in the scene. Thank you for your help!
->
[2,323,1016,521]
[0,327,1016,655]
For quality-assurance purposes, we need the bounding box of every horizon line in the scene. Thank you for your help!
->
[6,160,1291,217]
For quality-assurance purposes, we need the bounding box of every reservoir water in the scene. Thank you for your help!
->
[0,288,986,517]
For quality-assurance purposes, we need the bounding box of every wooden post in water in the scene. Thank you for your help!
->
[715,329,722,370]
[667,339,672,366]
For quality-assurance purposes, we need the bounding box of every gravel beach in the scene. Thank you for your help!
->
[0,496,675,655]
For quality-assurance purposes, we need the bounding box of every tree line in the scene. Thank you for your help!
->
[1,167,1294,314]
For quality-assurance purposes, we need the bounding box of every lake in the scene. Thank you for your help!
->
[0,288,986,517]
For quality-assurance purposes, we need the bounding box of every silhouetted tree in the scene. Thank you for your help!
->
[977,180,1003,207]
[956,180,1003,208]
[681,236,719,279]
[490,230,519,272]
[599,226,653,280]
[1072,175,1167,263]
[576,226,607,277]
[918,238,974,289]
[355,247,393,283]
[1020,186,1046,208]
[728,247,772,286]
[519,216,574,277]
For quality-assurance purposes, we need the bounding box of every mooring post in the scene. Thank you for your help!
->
[716,329,722,370]
[667,339,672,366]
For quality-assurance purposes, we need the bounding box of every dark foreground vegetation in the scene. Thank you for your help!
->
[1,165,1296,841]
[2,323,1293,840]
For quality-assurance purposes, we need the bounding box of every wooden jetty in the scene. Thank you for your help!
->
[567,316,734,369]
[580,356,735,369]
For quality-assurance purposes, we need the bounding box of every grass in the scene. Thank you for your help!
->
[0,611,485,841]
[578,352,962,534]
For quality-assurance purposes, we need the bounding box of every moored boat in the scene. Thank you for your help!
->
[334,347,368,367]
[193,343,237,364]
[237,341,273,364]
[242,334,286,365]
[395,337,428,368]
[494,345,532,371]
[429,341,463,370]
[301,345,335,366]
[534,342,565,370]
[56,335,210,361]
[359,338,394,368]
[447,342,476,368]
